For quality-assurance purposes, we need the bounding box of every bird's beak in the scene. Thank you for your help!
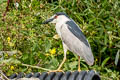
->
[42,17,54,24]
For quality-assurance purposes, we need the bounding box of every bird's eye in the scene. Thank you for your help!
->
[55,15,58,19]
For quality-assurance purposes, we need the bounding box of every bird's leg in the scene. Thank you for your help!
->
[57,44,67,70]
[57,53,66,70]
[78,56,81,72]
[48,43,67,73]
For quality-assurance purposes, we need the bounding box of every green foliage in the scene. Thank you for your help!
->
[0,0,7,4]
[101,57,110,68]
[0,0,120,79]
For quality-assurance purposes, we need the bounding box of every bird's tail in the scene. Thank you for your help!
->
[82,46,94,66]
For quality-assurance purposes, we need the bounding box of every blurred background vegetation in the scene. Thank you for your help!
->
[0,0,120,79]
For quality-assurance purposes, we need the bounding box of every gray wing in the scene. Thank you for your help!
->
[60,21,94,65]
[66,20,89,47]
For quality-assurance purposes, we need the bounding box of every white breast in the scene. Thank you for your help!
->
[55,22,63,37]
[55,15,70,37]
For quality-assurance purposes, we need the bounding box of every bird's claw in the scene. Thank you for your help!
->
[48,69,64,73]
[78,69,81,72]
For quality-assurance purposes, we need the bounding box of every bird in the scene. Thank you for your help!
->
[42,12,94,71]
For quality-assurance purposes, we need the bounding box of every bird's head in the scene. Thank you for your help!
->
[42,12,69,24]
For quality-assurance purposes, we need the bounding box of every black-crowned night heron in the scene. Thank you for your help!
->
[43,12,94,71]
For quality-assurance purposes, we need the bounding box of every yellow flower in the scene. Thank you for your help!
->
[4,53,8,57]
[53,34,60,39]
[96,58,98,62]
[13,54,16,57]
[49,48,56,55]
[45,53,50,56]
[10,66,15,70]
[7,37,11,42]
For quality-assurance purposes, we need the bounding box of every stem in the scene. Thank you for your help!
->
[0,70,9,80]
[21,63,51,71]
[3,0,10,17]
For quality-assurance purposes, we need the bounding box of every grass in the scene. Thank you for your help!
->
[0,0,120,79]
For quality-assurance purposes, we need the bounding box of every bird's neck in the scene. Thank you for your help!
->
[55,18,70,38]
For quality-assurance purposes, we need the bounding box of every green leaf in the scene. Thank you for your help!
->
[100,47,107,53]
[101,57,110,68]
[38,53,46,60]
[81,62,88,70]
[104,33,108,45]
[115,50,120,66]
[0,0,7,4]
[22,53,29,61]
[45,39,51,52]
[0,42,3,50]
[0,58,21,64]
[48,56,59,69]
[69,61,77,70]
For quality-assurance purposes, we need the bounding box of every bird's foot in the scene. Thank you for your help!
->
[48,69,64,73]
[78,68,81,72]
